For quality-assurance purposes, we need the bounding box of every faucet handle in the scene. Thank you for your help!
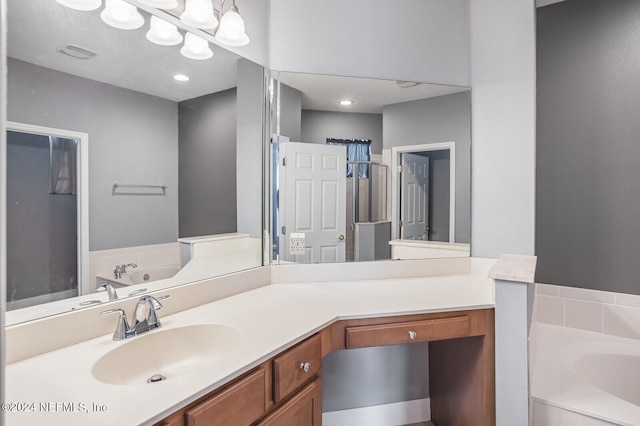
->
[101,308,131,340]
[96,282,119,301]
[138,294,168,310]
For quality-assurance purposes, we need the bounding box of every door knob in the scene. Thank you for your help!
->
[338,234,345,241]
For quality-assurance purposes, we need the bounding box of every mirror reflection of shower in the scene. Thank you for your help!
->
[7,129,80,309]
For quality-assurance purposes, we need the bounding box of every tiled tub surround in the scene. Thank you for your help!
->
[90,242,181,289]
[5,258,496,426]
[531,284,640,425]
[535,283,640,339]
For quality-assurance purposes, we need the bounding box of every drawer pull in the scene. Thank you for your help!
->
[299,362,311,373]
[408,331,417,340]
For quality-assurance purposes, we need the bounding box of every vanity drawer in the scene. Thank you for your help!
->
[345,315,471,349]
[185,367,266,426]
[273,334,322,403]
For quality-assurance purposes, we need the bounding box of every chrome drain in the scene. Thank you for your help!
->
[147,374,166,383]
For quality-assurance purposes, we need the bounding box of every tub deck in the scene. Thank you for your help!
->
[531,323,640,425]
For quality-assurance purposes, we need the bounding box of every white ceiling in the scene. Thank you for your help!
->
[9,1,470,108]
[278,72,469,114]
[8,0,242,102]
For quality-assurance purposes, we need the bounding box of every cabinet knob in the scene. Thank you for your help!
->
[408,331,417,340]
[338,234,345,241]
[299,362,311,373]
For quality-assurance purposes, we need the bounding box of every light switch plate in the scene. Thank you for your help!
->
[289,232,305,255]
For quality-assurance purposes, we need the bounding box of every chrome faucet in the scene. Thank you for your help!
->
[96,282,119,300]
[114,263,137,279]
[101,294,169,340]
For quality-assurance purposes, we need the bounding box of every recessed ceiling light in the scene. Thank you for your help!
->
[339,100,353,106]
[174,74,190,82]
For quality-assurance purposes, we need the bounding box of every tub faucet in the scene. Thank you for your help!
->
[96,282,118,300]
[114,263,137,279]
[101,294,170,340]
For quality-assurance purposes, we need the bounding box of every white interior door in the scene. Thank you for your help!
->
[401,153,429,240]
[279,142,347,263]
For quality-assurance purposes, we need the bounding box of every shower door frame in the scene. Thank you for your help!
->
[6,121,89,298]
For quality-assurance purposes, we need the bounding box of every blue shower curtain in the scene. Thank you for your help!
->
[326,138,371,178]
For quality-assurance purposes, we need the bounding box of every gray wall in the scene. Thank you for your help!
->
[323,343,429,411]
[278,83,302,141]
[301,110,383,154]
[236,59,264,239]
[179,88,237,238]
[7,132,76,302]
[536,0,640,294]
[7,58,179,250]
[383,91,471,243]
[420,150,450,243]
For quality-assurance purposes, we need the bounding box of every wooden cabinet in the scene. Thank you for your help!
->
[345,315,471,349]
[273,334,321,403]
[157,308,495,426]
[185,368,267,426]
[257,380,321,426]
[155,335,322,426]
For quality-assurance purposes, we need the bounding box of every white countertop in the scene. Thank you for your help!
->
[6,272,494,426]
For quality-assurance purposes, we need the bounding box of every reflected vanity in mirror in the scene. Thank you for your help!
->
[270,72,471,265]
[5,0,265,324]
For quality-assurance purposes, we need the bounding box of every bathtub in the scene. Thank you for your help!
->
[531,323,640,425]
[96,265,181,287]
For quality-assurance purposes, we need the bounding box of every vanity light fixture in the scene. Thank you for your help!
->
[173,74,190,81]
[101,0,145,30]
[180,32,214,60]
[215,0,249,46]
[178,0,249,47]
[339,99,354,106]
[55,0,102,11]
[146,15,183,45]
[180,0,219,29]
[138,0,179,9]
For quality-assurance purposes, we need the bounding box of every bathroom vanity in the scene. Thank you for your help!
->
[4,258,496,426]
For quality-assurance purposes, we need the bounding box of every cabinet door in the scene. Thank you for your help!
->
[185,368,266,426]
[257,379,322,426]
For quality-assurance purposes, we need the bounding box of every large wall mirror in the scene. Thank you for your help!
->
[5,0,265,324]
[270,72,470,265]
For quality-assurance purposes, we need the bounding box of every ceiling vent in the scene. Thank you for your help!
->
[56,44,98,60]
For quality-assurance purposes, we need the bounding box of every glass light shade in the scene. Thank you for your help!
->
[55,0,102,11]
[180,33,213,60]
[138,0,178,9]
[146,16,183,46]
[101,0,144,30]
[180,0,218,29]
[215,5,249,47]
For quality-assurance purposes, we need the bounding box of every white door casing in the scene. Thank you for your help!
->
[401,153,429,240]
[279,142,347,263]
[390,142,456,242]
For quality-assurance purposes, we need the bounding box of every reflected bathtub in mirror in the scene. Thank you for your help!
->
[5,0,266,325]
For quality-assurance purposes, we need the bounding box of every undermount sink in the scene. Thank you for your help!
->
[92,324,242,385]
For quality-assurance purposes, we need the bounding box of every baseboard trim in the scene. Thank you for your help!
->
[322,398,431,426]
